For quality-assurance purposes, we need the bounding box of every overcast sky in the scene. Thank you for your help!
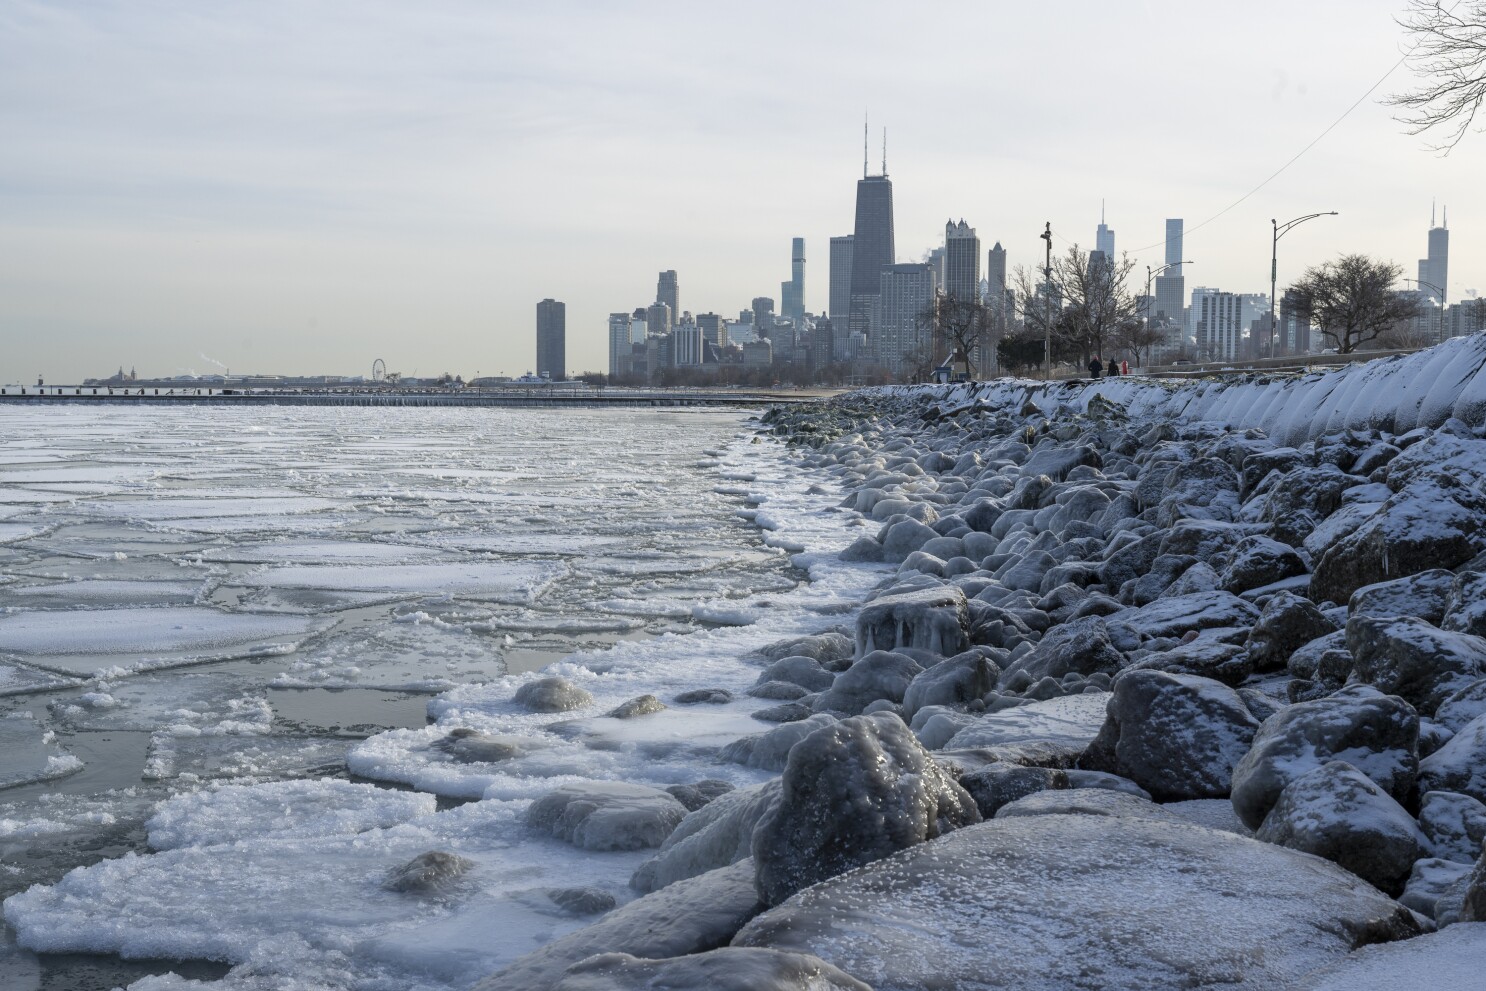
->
[1,0,1481,382]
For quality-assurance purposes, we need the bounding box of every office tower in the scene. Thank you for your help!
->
[1279,290,1313,354]
[926,247,946,288]
[848,127,896,337]
[781,238,806,319]
[696,313,726,348]
[1096,203,1115,259]
[671,324,703,366]
[646,302,672,340]
[752,297,775,333]
[536,298,566,381]
[1196,291,1242,361]
[657,270,679,319]
[944,220,981,301]
[986,241,1010,325]
[829,235,854,321]
[811,316,835,371]
[607,313,631,378]
[1417,205,1450,338]
[876,263,936,372]
[1165,218,1184,267]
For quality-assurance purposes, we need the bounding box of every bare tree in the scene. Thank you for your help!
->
[1389,2,1486,150]
[1290,255,1422,354]
[1012,246,1142,365]
[917,291,995,379]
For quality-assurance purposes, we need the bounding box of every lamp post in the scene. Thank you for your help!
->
[1041,222,1053,380]
[1269,212,1338,358]
[1144,261,1192,368]
[1404,278,1446,343]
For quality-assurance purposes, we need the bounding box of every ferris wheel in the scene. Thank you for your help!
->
[372,359,386,383]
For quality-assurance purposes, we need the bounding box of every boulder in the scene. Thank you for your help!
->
[545,948,870,991]
[750,712,980,906]
[900,649,999,720]
[664,780,734,813]
[1126,639,1252,686]
[1155,457,1242,525]
[993,787,1184,823]
[514,677,594,713]
[435,729,556,764]
[754,655,835,693]
[1443,570,1486,639]
[1400,857,1474,923]
[997,615,1123,684]
[1311,473,1486,606]
[720,714,837,772]
[732,815,1422,991]
[811,651,923,717]
[1110,591,1261,642]
[1436,678,1486,733]
[608,695,666,719]
[527,782,688,852]
[1079,670,1259,801]
[942,692,1112,765]
[1259,464,1367,546]
[1418,712,1486,805]
[1418,790,1486,863]
[958,763,1070,818]
[1245,592,1338,674]
[1220,535,1309,595]
[1346,614,1486,715]
[382,850,475,894]
[855,585,970,656]
[1286,920,1486,991]
[632,782,782,893]
[1230,686,1420,830]
[880,518,940,562]
[1348,569,1456,623]
[1254,760,1424,896]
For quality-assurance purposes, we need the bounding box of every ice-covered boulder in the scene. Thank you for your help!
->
[1119,552,1197,605]
[754,655,835,692]
[1254,760,1424,895]
[1287,921,1486,991]
[879,517,939,562]
[1418,712,1486,805]
[1311,473,1486,606]
[1349,569,1456,622]
[855,585,969,656]
[1230,686,1420,830]
[1126,638,1251,686]
[632,781,781,893]
[1219,535,1308,595]
[942,691,1112,765]
[476,861,765,991]
[664,779,734,813]
[1436,678,1486,733]
[1464,843,1486,921]
[1155,457,1242,526]
[838,534,884,562]
[435,728,557,764]
[993,786,1183,823]
[1080,670,1259,801]
[750,712,980,905]
[1245,591,1338,673]
[1418,790,1486,862]
[732,814,1421,990]
[997,615,1123,684]
[527,782,688,852]
[545,948,870,991]
[1443,570,1486,638]
[957,763,1069,818]
[1258,464,1368,546]
[720,714,837,772]
[1346,614,1486,715]
[1020,443,1101,481]
[900,649,998,720]
[515,677,594,713]
[1110,590,1261,642]
[382,850,476,895]
[607,694,666,719]
[811,650,923,716]
[1400,856,1473,922]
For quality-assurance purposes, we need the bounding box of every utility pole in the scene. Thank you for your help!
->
[1041,222,1053,380]
[1269,212,1338,359]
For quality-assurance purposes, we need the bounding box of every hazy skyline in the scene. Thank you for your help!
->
[2,0,1482,382]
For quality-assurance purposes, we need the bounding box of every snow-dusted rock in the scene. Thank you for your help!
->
[514,677,594,713]
[811,650,923,716]
[1287,921,1486,991]
[720,714,837,772]
[1443,570,1486,638]
[942,691,1112,765]
[1111,590,1261,642]
[1126,638,1252,686]
[732,814,1422,990]
[1259,464,1368,546]
[632,782,781,893]
[754,655,835,692]
[1418,790,1486,863]
[1254,760,1424,895]
[1346,614,1486,715]
[477,861,765,991]
[1245,591,1338,673]
[1349,569,1456,622]
[1155,457,1242,526]
[1418,712,1486,805]
[1311,473,1486,606]
[1220,535,1308,595]
[1463,843,1486,921]
[994,786,1186,823]
[855,585,970,656]
[382,850,475,895]
[1400,856,1473,923]
[545,948,870,991]
[527,782,688,852]
[1080,670,1259,801]
[1231,685,1420,830]
[750,712,980,905]
[900,649,998,720]
[997,615,1123,684]
[1436,678,1486,733]
[957,763,1069,818]
[607,694,666,719]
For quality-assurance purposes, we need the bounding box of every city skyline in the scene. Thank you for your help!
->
[2,0,1483,381]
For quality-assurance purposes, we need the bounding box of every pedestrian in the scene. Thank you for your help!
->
[1088,356,1103,379]
[1109,359,1121,377]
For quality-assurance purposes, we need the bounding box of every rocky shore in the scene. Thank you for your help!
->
[479,338,1486,990]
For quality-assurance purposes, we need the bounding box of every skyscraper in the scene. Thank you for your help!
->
[607,312,630,378]
[944,220,981,302]
[1155,218,1187,354]
[829,235,854,323]
[657,270,679,319]
[1417,205,1449,338]
[876,263,935,372]
[646,301,672,340]
[1196,290,1242,361]
[752,296,775,334]
[536,299,566,381]
[781,238,806,319]
[1096,203,1115,259]
[1164,218,1184,268]
[848,128,895,338]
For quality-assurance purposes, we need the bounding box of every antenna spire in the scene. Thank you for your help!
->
[1432,198,1437,228]
[881,127,887,176]
[863,113,868,179]
[1101,198,1106,224]
[1444,205,1448,229]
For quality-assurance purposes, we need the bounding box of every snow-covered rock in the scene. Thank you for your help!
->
[811,650,922,716]
[997,615,1123,684]
[631,782,780,893]
[1245,591,1338,673]
[1080,670,1259,801]
[1110,590,1261,642]
[527,782,688,852]
[855,585,970,656]
[900,648,998,720]
[750,712,980,905]
[1346,615,1486,716]
[515,677,594,713]
[1418,790,1486,863]
[942,691,1112,764]
[732,814,1422,990]
[1287,922,1486,991]
[1219,535,1308,595]
[543,948,870,991]
[1254,760,1424,895]
[1418,712,1486,805]
[1231,686,1419,830]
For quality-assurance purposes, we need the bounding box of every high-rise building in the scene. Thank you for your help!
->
[848,130,895,338]
[1154,219,1187,356]
[810,316,835,372]
[1164,218,1184,268]
[1196,290,1242,361]
[876,263,936,372]
[829,235,854,322]
[536,298,566,381]
[696,313,726,348]
[986,241,1011,327]
[1096,204,1115,259]
[944,220,981,302]
[646,302,672,340]
[1279,289,1313,354]
[657,270,679,319]
[752,297,775,334]
[607,312,630,378]
[671,324,703,366]
[1417,205,1450,338]
[781,238,806,319]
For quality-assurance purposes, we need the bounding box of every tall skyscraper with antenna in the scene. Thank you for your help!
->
[1418,203,1449,337]
[847,119,895,339]
[781,238,806,319]
[1096,202,1115,259]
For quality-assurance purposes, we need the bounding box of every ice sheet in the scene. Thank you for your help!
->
[0,714,83,790]
[228,563,566,602]
[1,579,203,609]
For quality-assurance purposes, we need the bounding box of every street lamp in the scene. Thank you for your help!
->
[1144,261,1192,368]
[1041,222,1053,380]
[1269,212,1338,358]
[1404,278,1446,343]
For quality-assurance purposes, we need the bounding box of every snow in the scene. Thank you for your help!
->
[146,780,437,849]
[1290,923,1486,990]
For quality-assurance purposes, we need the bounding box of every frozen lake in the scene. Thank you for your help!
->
[0,404,879,990]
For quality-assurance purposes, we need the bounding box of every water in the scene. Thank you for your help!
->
[0,404,877,990]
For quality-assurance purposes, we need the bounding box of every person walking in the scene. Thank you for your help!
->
[1109,359,1121,377]
[1088,356,1103,379]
